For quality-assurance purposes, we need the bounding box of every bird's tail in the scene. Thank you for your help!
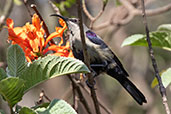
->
[115,76,147,105]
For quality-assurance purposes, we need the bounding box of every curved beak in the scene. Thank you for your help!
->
[50,14,69,22]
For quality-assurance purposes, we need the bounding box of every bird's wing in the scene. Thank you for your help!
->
[86,30,129,76]
[86,30,107,48]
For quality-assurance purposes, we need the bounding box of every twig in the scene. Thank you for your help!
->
[79,83,112,114]
[141,0,171,114]
[84,0,171,31]
[70,76,77,109]
[0,0,13,31]
[31,4,55,44]
[43,90,51,102]
[68,75,92,114]
[22,0,32,17]
[36,90,51,104]
[82,0,108,29]
[76,0,101,114]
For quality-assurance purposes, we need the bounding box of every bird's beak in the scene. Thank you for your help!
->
[50,14,69,22]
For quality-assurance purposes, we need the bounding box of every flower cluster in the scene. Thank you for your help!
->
[6,14,73,62]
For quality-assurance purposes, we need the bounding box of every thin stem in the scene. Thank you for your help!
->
[76,0,101,114]
[31,4,55,44]
[71,76,77,109]
[141,0,170,114]
[68,75,92,114]
[79,83,112,114]
[22,0,32,17]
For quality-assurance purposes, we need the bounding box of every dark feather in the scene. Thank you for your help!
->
[86,30,107,48]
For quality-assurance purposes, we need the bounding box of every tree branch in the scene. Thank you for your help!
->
[68,75,92,114]
[31,4,55,44]
[141,0,171,114]
[82,0,108,29]
[79,83,112,114]
[84,0,171,31]
[76,0,101,114]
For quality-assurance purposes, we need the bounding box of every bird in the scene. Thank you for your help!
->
[51,14,147,105]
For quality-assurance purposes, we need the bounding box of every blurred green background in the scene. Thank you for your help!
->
[0,0,171,114]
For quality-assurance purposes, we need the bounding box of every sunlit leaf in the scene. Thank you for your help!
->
[19,55,90,92]
[151,68,171,88]
[7,45,26,77]
[121,24,171,51]
[158,24,171,32]
[121,34,144,47]
[0,77,25,107]
[35,99,77,114]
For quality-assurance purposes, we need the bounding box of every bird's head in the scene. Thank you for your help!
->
[50,14,80,31]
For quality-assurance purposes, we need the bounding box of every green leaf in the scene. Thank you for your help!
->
[19,55,90,92]
[121,34,144,47]
[0,109,5,114]
[35,99,77,114]
[54,0,76,16]
[19,107,37,114]
[121,24,171,51]
[7,45,26,77]
[0,77,25,107]
[158,24,171,32]
[151,68,171,88]
[0,68,7,81]
[32,103,50,110]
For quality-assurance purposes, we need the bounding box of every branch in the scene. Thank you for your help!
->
[22,0,32,17]
[141,0,171,114]
[70,76,78,110]
[82,0,108,29]
[91,0,171,30]
[36,90,51,105]
[68,75,92,114]
[31,4,55,44]
[0,0,13,31]
[76,0,101,114]
[79,83,112,114]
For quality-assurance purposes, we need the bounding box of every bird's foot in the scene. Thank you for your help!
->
[86,79,96,89]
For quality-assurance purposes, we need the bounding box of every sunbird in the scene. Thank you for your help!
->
[51,14,147,105]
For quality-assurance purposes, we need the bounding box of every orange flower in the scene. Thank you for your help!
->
[7,13,73,62]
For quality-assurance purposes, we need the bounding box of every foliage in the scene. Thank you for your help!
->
[0,77,25,107]
[0,44,89,113]
[151,68,171,88]
[7,45,26,77]
[122,24,171,51]
[35,99,77,114]
[18,99,77,114]
[55,0,76,16]
[20,55,90,92]
[122,24,171,88]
